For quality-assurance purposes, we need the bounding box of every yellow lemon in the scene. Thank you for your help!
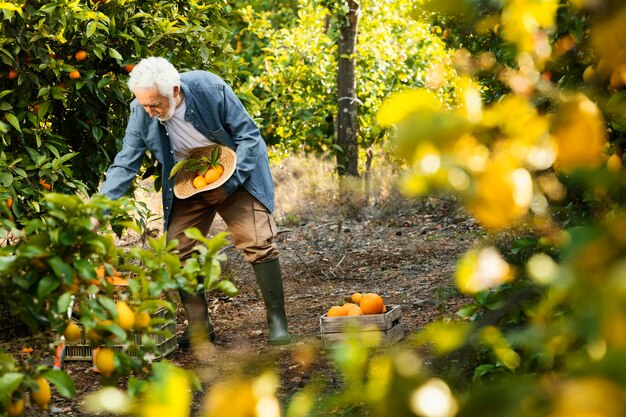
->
[63,321,82,343]
[95,347,116,377]
[116,301,135,331]
[31,377,51,410]
[134,311,151,331]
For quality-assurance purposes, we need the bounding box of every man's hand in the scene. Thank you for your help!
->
[202,187,228,205]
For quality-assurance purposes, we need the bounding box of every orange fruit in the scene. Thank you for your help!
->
[116,301,135,331]
[134,311,151,330]
[7,197,13,210]
[95,347,115,376]
[347,306,362,316]
[608,154,622,172]
[75,50,87,61]
[6,394,24,417]
[216,164,224,175]
[351,292,362,304]
[39,178,51,190]
[193,175,208,189]
[359,293,385,315]
[204,167,221,184]
[69,70,81,80]
[327,305,347,317]
[341,302,358,313]
[8,69,17,79]
[583,65,596,83]
[31,377,51,410]
[123,63,136,73]
[64,321,82,343]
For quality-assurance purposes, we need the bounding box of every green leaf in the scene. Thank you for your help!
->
[75,258,96,280]
[0,255,16,272]
[38,275,60,299]
[48,257,74,281]
[43,369,76,398]
[0,373,24,398]
[86,21,97,38]
[127,377,147,397]
[0,170,12,186]
[5,113,20,132]
[169,159,189,178]
[57,292,73,318]
[98,295,118,319]
[184,227,210,246]
[108,48,123,60]
[214,280,239,297]
[131,25,145,38]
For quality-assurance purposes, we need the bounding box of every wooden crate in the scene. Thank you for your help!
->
[319,305,404,349]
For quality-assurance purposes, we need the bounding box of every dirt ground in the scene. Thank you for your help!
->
[6,158,483,416]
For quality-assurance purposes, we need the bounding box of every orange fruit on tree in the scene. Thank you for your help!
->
[359,293,385,315]
[7,197,13,210]
[75,50,87,61]
[64,321,82,343]
[8,69,17,79]
[123,63,136,73]
[608,154,622,172]
[6,394,24,417]
[39,178,51,190]
[347,306,363,316]
[327,305,347,317]
[116,301,135,331]
[95,347,116,376]
[69,70,81,80]
[351,292,362,304]
[204,167,221,184]
[134,311,151,330]
[193,175,207,189]
[31,376,51,410]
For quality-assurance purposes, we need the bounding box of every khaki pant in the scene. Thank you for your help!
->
[167,188,279,264]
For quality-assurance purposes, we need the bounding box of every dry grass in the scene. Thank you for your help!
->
[272,151,417,225]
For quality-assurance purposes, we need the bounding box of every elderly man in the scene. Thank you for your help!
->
[100,57,290,346]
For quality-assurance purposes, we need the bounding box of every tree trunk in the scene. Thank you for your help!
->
[336,0,360,178]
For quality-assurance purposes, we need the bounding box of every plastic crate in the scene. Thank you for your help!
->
[62,308,178,362]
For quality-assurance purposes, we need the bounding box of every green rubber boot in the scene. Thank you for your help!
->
[253,258,291,345]
[178,290,216,349]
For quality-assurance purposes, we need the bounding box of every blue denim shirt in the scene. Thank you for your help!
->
[99,70,275,230]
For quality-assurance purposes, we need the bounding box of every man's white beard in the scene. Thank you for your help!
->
[157,96,177,121]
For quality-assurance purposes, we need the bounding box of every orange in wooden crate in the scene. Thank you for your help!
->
[319,305,404,349]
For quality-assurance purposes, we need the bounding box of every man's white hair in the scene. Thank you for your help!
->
[127,57,180,98]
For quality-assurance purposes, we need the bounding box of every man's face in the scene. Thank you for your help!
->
[134,86,178,121]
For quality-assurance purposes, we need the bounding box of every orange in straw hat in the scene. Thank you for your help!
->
[173,145,237,199]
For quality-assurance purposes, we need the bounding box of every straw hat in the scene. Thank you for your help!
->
[173,145,237,199]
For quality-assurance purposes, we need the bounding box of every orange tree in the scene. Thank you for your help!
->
[0,193,236,415]
[0,0,240,226]
[0,0,242,414]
